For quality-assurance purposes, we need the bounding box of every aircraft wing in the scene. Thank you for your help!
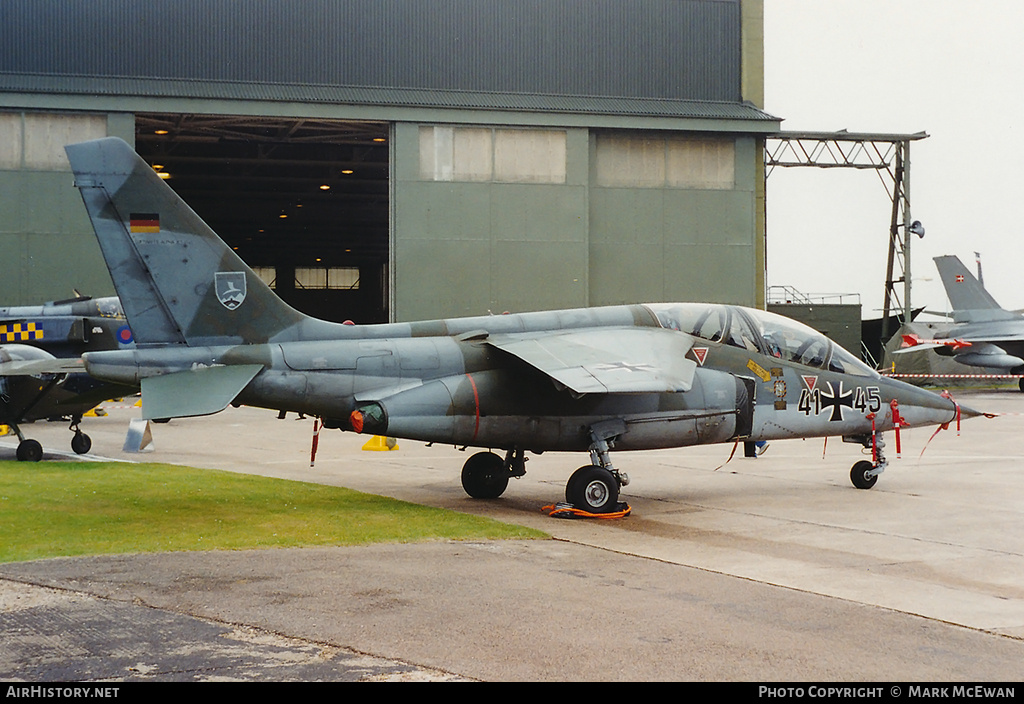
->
[895,331,1024,352]
[485,327,697,394]
[0,357,85,376]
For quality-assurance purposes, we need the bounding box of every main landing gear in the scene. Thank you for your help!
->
[461,448,527,499]
[459,421,630,514]
[7,417,92,462]
[565,420,630,513]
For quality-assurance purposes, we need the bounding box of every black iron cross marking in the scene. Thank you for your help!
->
[818,380,853,422]
[594,362,656,373]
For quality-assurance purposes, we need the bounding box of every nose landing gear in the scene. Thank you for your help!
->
[849,433,887,490]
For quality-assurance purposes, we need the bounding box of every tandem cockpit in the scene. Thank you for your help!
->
[646,303,878,378]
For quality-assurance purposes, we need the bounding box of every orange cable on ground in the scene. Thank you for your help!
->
[542,502,631,519]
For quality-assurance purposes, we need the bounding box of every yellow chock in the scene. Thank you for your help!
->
[0,425,8,437]
[362,435,399,452]
[84,406,107,417]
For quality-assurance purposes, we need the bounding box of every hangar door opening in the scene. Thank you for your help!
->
[135,114,390,323]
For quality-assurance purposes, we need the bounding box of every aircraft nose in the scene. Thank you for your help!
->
[884,377,969,428]
[947,399,986,420]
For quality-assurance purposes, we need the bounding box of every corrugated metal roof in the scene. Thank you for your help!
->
[0,72,779,124]
[0,0,764,115]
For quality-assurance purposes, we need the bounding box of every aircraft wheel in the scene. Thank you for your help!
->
[1018,378,1024,393]
[461,451,509,499]
[566,465,620,513]
[850,460,878,490]
[71,432,92,455]
[16,439,43,463]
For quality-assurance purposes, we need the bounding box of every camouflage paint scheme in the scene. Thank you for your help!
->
[61,138,978,510]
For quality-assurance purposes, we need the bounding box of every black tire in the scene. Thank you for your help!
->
[566,465,620,513]
[461,451,509,499]
[16,439,43,462]
[71,432,92,455]
[850,460,878,490]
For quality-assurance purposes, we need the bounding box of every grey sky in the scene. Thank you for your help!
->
[763,0,1024,318]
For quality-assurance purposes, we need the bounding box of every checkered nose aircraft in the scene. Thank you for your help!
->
[53,138,983,512]
[0,296,136,460]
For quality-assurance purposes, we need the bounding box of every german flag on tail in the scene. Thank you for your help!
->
[129,213,160,233]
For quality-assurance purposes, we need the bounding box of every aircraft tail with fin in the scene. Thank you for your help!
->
[933,255,1019,324]
[64,137,338,348]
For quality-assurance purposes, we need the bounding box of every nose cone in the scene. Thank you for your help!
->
[950,400,986,420]
[882,377,965,428]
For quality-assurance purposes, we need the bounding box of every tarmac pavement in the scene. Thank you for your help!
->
[2,390,1023,681]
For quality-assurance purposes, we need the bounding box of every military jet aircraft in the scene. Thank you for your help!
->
[59,137,978,510]
[899,255,1024,391]
[0,296,135,460]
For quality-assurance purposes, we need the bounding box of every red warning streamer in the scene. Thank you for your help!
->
[889,399,904,459]
[310,416,321,467]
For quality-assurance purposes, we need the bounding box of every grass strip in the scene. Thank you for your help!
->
[0,461,547,563]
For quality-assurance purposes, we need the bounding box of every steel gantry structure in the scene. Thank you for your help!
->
[765,130,929,347]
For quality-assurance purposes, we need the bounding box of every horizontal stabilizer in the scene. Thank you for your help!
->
[487,327,697,394]
[140,363,263,420]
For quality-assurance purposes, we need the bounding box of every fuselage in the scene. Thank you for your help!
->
[83,302,961,454]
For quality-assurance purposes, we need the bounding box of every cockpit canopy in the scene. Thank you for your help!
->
[647,303,877,378]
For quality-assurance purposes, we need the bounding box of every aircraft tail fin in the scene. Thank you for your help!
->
[65,137,310,347]
[933,255,1018,323]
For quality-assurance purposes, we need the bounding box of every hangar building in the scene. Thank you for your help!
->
[0,0,779,323]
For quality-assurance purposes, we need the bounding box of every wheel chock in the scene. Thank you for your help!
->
[362,435,399,452]
[122,418,154,453]
[0,425,8,437]
[84,406,107,417]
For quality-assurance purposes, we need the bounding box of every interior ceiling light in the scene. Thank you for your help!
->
[373,137,386,142]
[341,169,354,175]
[154,129,169,135]
[319,184,331,191]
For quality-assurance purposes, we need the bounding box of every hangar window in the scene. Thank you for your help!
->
[251,267,277,289]
[0,112,106,170]
[595,134,734,190]
[419,126,566,184]
[295,266,360,290]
